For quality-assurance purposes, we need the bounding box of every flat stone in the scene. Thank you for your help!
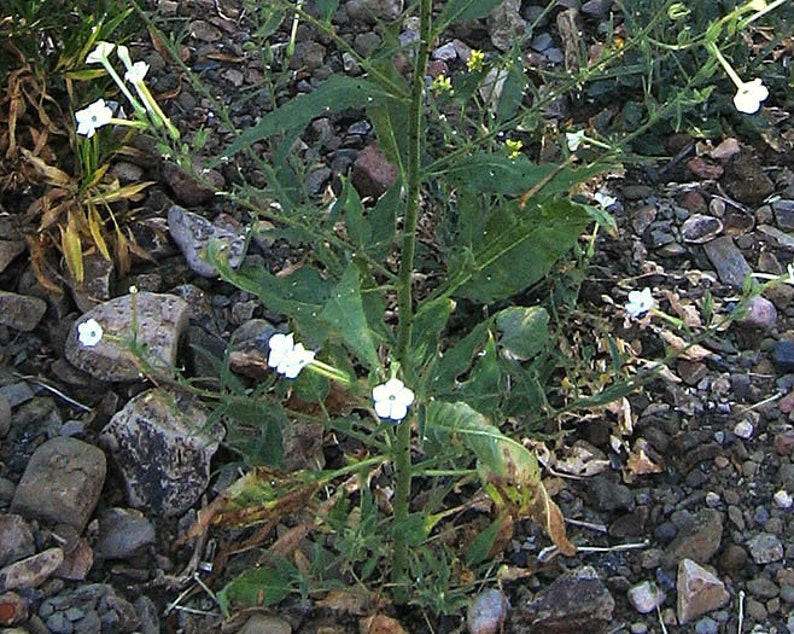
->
[488,0,526,51]
[681,214,723,244]
[677,559,729,624]
[55,539,93,581]
[188,19,222,42]
[95,508,156,560]
[0,515,35,568]
[11,438,106,532]
[702,236,752,287]
[0,291,46,332]
[513,566,615,632]
[0,548,64,592]
[162,162,224,206]
[467,588,508,634]
[64,292,189,382]
[167,206,245,278]
[746,533,784,564]
[773,200,794,231]
[69,253,114,313]
[724,152,774,204]
[774,340,794,372]
[351,143,398,198]
[0,240,25,274]
[663,508,723,568]
[346,0,404,23]
[757,224,794,249]
[100,388,223,516]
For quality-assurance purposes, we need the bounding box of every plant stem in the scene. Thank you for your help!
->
[391,0,432,604]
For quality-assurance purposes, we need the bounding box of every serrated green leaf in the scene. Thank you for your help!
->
[320,263,381,371]
[216,76,392,163]
[495,306,549,361]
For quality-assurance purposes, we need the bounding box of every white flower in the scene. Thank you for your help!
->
[625,287,654,318]
[566,130,587,152]
[372,378,415,422]
[787,263,794,284]
[75,98,113,137]
[86,41,115,64]
[733,78,769,115]
[124,61,149,84]
[77,318,104,347]
[116,44,133,69]
[267,332,315,379]
[593,190,617,208]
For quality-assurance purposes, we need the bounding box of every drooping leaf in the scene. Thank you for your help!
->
[217,76,393,163]
[451,197,591,303]
[495,306,549,361]
[456,332,501,414]
[320,263,381,371]
[430,319,492,395]
[60,220,83,284]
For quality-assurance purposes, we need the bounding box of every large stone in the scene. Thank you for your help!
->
[677,558,729,624]
[513,566,615,633]
[95,508,156,560]
[0,548,64,592]
[663,508,723,568]
[0,515,35,567]
[100,388,223,516]
[0,291,46,332]
[11,437,106,532]
[64,291,189,382]
[351,143,398,198]
[703,236,752,287]
[167,205,245,278]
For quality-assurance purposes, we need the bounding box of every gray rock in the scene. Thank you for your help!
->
[0,240,25,274]
[513,566,614,632]
[134,596,160,634]
[663,508,723,568]
[39,584,139,634]
[703,236,752,287]
[736,296,777,330]
[676,559,729,624]
[746,532,784,564]
[0,515,35,567]
[0,548,64,592]
[0,291,46,332]
[681,214,723,244]
[237,614,292,634]
[773,199,794,231]
[64,291,189,382]
[0,382,34,409]
[587,476,633,512]
[95,508,156,559]
[467,588,508,634]
[627,580,665,614]
[488,0,526,52]
[100,388,223,516]
[167,206,246,278]
[69,254,114,313]
[346,0,403,22]
[0,397,10,438]
[746,576,779,599]
[11,437,106,532]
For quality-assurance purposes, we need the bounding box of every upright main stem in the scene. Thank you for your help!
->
[391,0,432,604]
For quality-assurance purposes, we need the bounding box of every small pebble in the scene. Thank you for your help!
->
[774,490,793,509]
[694,617,719,634]
[705,492,721,507]
[734,420,754,439]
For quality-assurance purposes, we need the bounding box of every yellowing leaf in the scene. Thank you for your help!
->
[88,204,111,260]
[60,222,84,284]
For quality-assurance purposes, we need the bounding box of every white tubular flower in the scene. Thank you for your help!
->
[75,98,113,137]
[372,378,415,422]
[77,318,104,347]
[124,61,150,84]
[267,332,316,379]
[566,130,587,152]
[733,78,769,114]
[116,44,133,70]
[625,288,654,318]
[86,41,115,64]
[593,190,617,208]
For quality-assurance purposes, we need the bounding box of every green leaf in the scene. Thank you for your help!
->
[315,0,339,21]
[452,197,591,303]
[447,153,605,198]
[429,319,492,395]
[465,517,501,566]
[320,263,381,371]
[412,297,455,372]
[495,306,549,361]
[216,76,391,163]
[367,64,410,173]
[367,180,400,259]
[457,332,501,414]
[218,555,298,613]
[335,177,369,247]
[439,0,504,26]
[221,399,285,467]
[496,60,526,122]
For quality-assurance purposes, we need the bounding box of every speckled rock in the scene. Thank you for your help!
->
[100,388,223,516]
[167,205,246,278]
[676,559,729,624]
[64,292,189,382]
[0,291,46,332]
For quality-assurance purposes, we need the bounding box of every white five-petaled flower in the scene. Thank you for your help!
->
[77,318,104,347]
[625,287,654,318]
[593,190,617,208]
[124,61,149,84]
[75,98,113,137]
[733,78,769,115]
[267,332,315,379]
[372,378,415,423]
[565,130,587,152]
[85,41,115,64]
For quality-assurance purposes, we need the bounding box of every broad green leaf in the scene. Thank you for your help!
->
[367,179,400,259]
[412,297,455,371]
[495,306,549,361]
[465,517,501,566]
[496,60,526,122]
[457,332,501,414]
[217,76,392,162]
[221,400,285,467]
[446,152,605,198]
[320,263,381,371]
[439,0,504,26]
[334,177,369,248]
[218,556,298,613]
[429,319,492,395]
[367,64,410,174]
[451,197,591,303]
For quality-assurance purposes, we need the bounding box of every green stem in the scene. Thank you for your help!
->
[391,0,432,604]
